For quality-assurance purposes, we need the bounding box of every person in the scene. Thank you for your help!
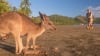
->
[86,9,94,30]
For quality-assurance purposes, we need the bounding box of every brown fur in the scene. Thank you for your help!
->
[0,12,56,54]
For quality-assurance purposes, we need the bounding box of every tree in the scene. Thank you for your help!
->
[18,0,31,16]
[0,0,11,15]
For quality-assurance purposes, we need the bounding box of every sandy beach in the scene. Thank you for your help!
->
[0,25,100,56]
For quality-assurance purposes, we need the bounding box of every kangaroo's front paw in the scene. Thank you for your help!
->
[16,52,20,55]
[30,45,41,49]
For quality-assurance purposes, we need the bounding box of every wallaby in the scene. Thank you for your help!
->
[0,12,56,54]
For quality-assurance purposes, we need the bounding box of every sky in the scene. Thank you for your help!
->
[7,0,100,17]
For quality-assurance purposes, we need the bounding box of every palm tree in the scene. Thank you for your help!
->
[18,0,31,16]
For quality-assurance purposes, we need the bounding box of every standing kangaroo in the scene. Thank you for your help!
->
[0,12,56,54]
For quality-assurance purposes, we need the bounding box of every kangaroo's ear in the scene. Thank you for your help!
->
[39,12,45,21]
[44,14,49,21]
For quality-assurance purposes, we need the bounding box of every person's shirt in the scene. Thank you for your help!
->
[86,12,94,19]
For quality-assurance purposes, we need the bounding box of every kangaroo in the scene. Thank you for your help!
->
[24,12,56,50]
[0,12,56,54]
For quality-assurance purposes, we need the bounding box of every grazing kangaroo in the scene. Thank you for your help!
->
[0,12,56,54]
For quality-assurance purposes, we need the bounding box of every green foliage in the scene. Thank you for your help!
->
[32,16,41,23]
[18,0,31,16]
[49,15,79,25]
[0,0,11,14]
[32,14,80,25]
[75,15,87,24]
[94,18,100,24]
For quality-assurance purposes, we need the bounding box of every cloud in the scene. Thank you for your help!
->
[94,6,100,10]
[87,6,100,17]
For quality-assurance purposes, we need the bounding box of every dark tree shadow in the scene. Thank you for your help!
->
[0,41,15,54]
